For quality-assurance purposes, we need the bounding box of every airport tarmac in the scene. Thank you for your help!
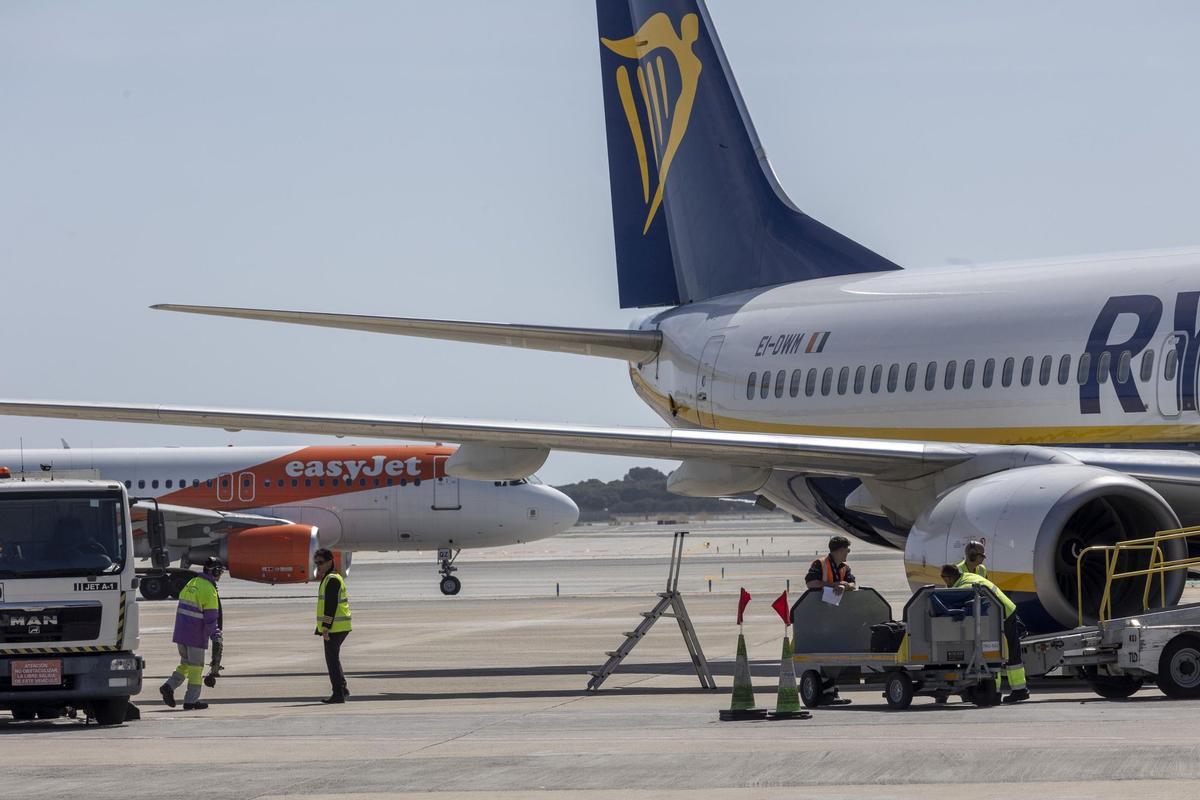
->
[5,517,1200,799]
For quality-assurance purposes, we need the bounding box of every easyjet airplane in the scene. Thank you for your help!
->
[4,0,1199,633]
[0,445,578,599]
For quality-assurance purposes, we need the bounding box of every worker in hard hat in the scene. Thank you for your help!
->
[160,557,224,711]
[940,563,1028,704]
[958,539,988,578]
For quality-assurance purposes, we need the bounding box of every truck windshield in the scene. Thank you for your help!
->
[0,490,126,578]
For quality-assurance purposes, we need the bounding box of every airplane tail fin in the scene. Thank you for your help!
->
[596,0,900,308]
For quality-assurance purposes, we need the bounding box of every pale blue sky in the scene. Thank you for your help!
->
[2,2,1198,483]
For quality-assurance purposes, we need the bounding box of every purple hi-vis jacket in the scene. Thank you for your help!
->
[171,574,222,649]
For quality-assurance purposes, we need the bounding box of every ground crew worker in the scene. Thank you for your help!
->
[160,557,224,711]
[804,535,857,705]
[958,539,988,578]
[805,535,857,595]
[314,548,352,704]
[940,563,1029,704]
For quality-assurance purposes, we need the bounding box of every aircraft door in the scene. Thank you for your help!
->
[1157,332,1185,418]
[695,335,725,429]
[216,473,234,503]
[237,471,256,503]
[432,455,461,510]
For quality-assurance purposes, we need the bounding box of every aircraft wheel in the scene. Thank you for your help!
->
[167,570,194,599]
[139,575,170,601]
[439,575,462,596]
[1157,635,1200,699]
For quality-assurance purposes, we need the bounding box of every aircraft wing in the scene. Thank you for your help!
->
[130,501,295,541]
[1061,448,1200,486]
[152,305,662,361]
[0,400,972,482]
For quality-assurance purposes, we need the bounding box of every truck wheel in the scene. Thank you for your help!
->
[91,697,130,726]
[799,670,823,708]
[10,706,36,721]
[139,574,170,601]
[1090,676,1143,700]
[35,707,63,720]
[1156,635,1200,699]
[884,672,914,710]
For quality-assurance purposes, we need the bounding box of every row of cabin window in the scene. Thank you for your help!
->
[745,348,1173,401]
[123,476,422,490]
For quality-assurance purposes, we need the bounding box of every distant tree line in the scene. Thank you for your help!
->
[555,467,767,521]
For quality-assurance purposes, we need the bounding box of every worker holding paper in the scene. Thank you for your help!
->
[802,536,857,704]
[806,535,857,600]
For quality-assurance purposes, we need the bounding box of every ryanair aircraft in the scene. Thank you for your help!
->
[4,0,1199,632]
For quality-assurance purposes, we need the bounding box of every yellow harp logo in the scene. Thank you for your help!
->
[601,13,702,234]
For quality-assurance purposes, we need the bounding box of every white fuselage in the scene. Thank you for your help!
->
[629,250,1200,542]
[0,445,578,553]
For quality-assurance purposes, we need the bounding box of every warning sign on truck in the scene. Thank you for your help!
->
[11,659,62,687]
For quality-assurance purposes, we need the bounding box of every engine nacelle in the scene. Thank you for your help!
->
[222,524,319,584]
[904,464,1183,631]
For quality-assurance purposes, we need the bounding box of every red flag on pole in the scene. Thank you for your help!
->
[737,588,752,625]
[771,590,790,625]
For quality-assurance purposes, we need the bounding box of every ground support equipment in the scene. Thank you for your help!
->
[588,531,715,692]
[791,585,1006,710]
[1023,602,1200,699]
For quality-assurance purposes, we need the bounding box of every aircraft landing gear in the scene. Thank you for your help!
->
[139,573,171,601]
[137,567,199,601]
[438,548,461,596]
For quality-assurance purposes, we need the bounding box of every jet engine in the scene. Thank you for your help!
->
[904,464,1183,631]
[218,524,319,584]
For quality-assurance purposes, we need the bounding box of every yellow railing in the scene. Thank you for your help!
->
[1076,525,1200,627]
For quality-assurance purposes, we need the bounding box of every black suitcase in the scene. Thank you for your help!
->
[870,621,906,653]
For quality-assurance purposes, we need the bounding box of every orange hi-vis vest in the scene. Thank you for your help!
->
[822,556,850,584]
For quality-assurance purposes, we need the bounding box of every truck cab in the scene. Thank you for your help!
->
[0,473,143,725]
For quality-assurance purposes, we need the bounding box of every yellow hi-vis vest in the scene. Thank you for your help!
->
[956,558,988,578]
[316,572,352,633]
[954,572,1016,617]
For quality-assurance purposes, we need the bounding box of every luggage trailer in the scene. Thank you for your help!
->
[790,585,1008,710]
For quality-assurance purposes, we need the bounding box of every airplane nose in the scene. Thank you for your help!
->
[517,484,579,539]
[550,489,579,533]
